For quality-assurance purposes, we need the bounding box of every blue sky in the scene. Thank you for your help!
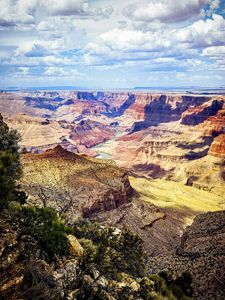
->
[0,0,225,88]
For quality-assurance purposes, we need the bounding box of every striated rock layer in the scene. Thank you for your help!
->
[209,134,225,158]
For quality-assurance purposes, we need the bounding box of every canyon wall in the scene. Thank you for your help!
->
[21,146,134,222]
[148,210,225,300]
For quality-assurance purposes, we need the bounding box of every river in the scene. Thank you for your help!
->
[92,127,123,159]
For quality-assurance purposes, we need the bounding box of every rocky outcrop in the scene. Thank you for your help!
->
[199,103,225,136]
[0,210,79,300]
[181,98,224,126]
[130,94,211,131]
[209,134,225,158]
[148,210,225,300]
[21,146,134,222]
[68,119,116,148]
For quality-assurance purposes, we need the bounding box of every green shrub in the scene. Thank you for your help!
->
[0,114,22,208]
[74,220,147,279]
[20,206,70,260]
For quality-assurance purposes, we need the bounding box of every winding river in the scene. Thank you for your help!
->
[92,127,123,159]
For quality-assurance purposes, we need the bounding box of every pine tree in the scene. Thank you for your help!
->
[0,113,23,208]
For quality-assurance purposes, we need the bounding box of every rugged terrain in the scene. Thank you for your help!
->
[20,145,224,256]
[1,90,224,196]
[1,90,224,253]
[20,145,133,221]
[1,91,225,299]
[148,210,225,300]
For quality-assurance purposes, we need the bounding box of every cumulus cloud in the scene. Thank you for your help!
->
[202,46,225,56]
[18,66,29,74]
[4,54,76,67]
[1,0,225,87]
[124,0,211,23]
[0,0,112,30]
[14,40,63,57]
[42,0,113,19]
[100,28,171,51]
[0,0,38,26]
[175,13,225,47]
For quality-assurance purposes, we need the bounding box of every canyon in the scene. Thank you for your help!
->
[1,90,224,201]
[1,90,224,244]
[1,90,224,298]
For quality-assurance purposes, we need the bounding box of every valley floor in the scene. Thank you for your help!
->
[130,176,224,228]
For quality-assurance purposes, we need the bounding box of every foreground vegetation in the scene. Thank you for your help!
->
[0,113,192,299]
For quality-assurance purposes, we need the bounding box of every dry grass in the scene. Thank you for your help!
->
[130,177,224,218]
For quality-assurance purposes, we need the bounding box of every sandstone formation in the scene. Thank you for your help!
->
[148,210,225,300]
[209,133,225,158]
[181,98,224,126]
[66,119,116,148]
[21,146,133,222]
[20,146,223,257]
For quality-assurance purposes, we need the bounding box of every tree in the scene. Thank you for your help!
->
[0,113,23,208]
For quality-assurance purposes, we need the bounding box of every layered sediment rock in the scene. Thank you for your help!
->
[209,134,225,158]
[68,119,115,148]
[181,98,224,126]
[130,94,211,131]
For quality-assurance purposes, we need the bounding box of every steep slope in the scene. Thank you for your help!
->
[148,210,225,300]
[21,146,133,221]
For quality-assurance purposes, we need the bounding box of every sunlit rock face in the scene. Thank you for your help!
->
[1,91,224,261]
[181,98,224,126]
[209,134,225,158]
[21,146,134,222]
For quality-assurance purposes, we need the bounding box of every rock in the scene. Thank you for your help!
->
[54,259,78,294]
[209,134,225,158]
[148,210,225,300]
[67,235,84,256]
[21,146,134,222]
[181,98,224,126]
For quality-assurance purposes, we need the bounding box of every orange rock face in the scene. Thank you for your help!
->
[209,134,225,157]
[181,98,224,126]
[199,104,225,136]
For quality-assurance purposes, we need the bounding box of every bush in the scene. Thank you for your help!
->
[20,206,71,260]
[74,220,147,279]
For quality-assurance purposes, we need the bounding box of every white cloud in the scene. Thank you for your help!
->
[0,0,38,26]
[0,0,225,88]
[202,45,225,56]
[100,28,171,52]
[124,0,211,23]
[18,66,29,74]
[14,40,63,57]
[175,13,225,47]
[42,0,113,18]
[45,66,84,77]
[4,54,76,67]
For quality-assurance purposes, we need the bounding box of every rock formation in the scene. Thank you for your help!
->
[181,98,224,126]
[209,133,225,158]
[21,146,133,222]
[148,210,225,300]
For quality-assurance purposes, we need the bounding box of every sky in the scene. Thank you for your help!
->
[0,0,225,89]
